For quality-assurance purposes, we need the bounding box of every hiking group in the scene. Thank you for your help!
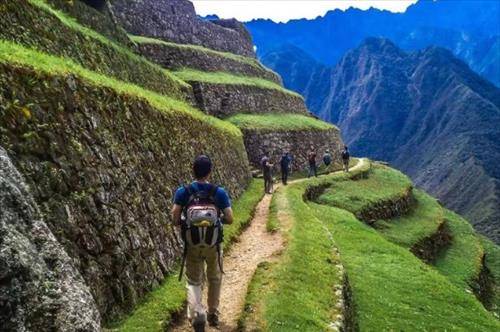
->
[260,145,350,193]
[170,146,350,331]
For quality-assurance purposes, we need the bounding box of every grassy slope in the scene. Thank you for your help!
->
[481,237,500,317]
[0,40,240,138]
[173,68,303,98]
[243,184,343,331]
[28,0,189,91]
[108,179,263,331]
[317,165,412,214]
[226,113,335,132]
[312,202,499,331]
[244,161,499,330]
[375,189,444,248]
[434,210,484,292]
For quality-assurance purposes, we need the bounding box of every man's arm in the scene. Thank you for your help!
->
[171,204,183,227]
[222,207,234,225]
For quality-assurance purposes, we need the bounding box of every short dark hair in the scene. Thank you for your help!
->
[193,155,212,179]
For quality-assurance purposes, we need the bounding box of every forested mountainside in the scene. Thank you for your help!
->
[247,0,500,86]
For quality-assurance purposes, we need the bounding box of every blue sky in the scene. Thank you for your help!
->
[191,0,418,22]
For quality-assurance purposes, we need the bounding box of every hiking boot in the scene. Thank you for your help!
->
[192,312,206,332]
[207,312,219,327]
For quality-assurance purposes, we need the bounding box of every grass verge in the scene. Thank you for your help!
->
[172,68,302,98]
[0,40,240,138]
[226,113,335,132]
[107,179,263,331]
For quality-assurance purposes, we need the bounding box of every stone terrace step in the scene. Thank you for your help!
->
[375,190,449,262]
[173,70,309,117]
[131,35,282,84]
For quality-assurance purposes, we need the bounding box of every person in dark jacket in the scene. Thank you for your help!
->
[308,148,318,178]
[280,152,292,185]
[323,149,332,172]
[341,146,350,172]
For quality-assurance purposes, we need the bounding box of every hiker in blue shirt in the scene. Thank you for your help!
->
[280,152,292,185]
[171,155,233,330]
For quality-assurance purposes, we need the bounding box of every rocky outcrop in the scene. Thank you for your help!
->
[111,0,255,57]
[190,82,307,118]
[0,63,251,321]
[356,187,415,225]
[135,41,281,84]
[0,146,101,331]
[240,127,343,172]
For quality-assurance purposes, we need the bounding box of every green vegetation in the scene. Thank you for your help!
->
[266,193,280,233]
[130,35,274,72]
[241,178,347,330]
[173,68,303,98]
[481,238,500,317]
[227,113,335,131]
[244,161,499,330]
[3,0,188,96]
[311,200,499,331]
[109,179,263,331]
[318,165,412,214]
[0,40,240,137]
[434,210,484,291]
[375,190,444,248]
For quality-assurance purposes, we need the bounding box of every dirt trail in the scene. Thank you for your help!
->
[170,192,284,332]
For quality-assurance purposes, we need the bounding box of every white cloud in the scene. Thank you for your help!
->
[191,0,418,23]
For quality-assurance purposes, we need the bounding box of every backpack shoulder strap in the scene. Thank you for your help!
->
[208,184,219,202]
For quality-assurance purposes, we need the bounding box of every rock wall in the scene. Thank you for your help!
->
[111,0,255,57]
[0,0,188,100]
[356,187,415,225]
[241,128,344,172]
[191,82,308,118]
[0,147,101,332]
[136,42,281,84]
[0,63,251,322]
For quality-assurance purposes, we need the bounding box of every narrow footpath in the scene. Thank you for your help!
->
[170,192,284,331]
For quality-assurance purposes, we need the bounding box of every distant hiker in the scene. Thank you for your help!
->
[261,152,274,194]
[342,146,350,172]
[308,148,318,178]
[323,149,332,171]
[171,155,233,331]
[280,152,292,185]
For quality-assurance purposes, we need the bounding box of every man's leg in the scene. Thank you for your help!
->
[206,246,222,326]
[314,165,318,177]
[284,170,288,185]
[185,247,206,324]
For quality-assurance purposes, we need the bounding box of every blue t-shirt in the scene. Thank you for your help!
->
[173,182,231,210]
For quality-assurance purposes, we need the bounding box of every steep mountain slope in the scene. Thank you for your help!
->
[319,38,500,242]
[247,0,500,86]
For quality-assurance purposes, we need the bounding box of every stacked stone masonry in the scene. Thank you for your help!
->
[357,187,415,224]
[111,0,255,57]
[191,82,308,118]
[241,128,344,172]
[0,64,251,323]
[136,42,282,84]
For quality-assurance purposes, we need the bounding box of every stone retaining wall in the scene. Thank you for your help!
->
[111,0,255,57]
[190,82,308,118]
[0,64,251,323]
[356,187,415,224]
[410,222,452,264]
[241,127,344,172]
[136,42,281,84]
